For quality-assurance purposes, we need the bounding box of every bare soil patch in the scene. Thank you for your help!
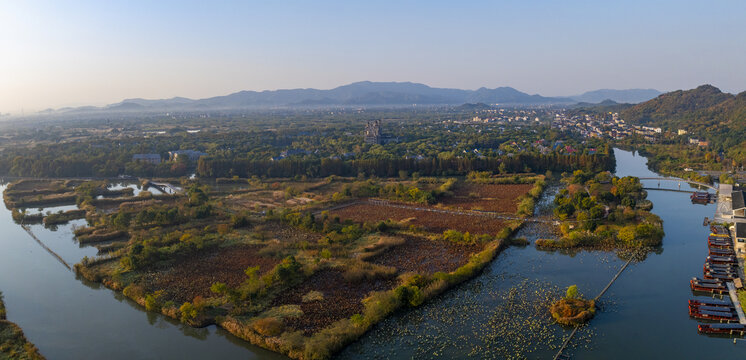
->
[272,269,395,335]
[366,235,483,274]
[439,183,532,213]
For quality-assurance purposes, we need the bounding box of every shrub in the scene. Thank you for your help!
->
[230,212,252,228]
[274,256,302,284]
[122,284,145,299]
[253,317,284,336]
[343,262,396,283]
[144,290,164,312]
[566,285,578,299]
[362,290,401,325]
[302,290,324,303]
[180,302,198,322]
[394,285,424,307]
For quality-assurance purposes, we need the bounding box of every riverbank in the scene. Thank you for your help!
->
[0,291,45,360]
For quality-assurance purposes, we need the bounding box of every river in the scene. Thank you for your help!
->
[0,148,742,359]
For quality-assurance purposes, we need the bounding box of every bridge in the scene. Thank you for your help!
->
[142,180,181,194]
[637,177,716,191]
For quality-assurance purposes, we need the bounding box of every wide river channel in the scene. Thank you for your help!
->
[1,148,743,359]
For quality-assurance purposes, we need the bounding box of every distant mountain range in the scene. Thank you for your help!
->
[570,89,661,104]
[41,81,662,114]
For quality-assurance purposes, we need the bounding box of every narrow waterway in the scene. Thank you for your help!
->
[0,186,285,359]
[340,148,743,358]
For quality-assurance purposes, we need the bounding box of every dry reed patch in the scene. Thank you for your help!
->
[366,235,483,274]
[329,203,509,235]
[439,183,532,213]
[142,245,280,303]
[272,269,395,335]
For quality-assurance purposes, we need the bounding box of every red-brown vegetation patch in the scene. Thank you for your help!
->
[329,203,508,235]
[142,245,281,303]
[366,235,483,274]
[254,221,322,245]
[272,269,395,335]
[439,183,532,213]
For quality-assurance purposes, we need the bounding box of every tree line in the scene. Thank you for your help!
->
[197,152,613,178]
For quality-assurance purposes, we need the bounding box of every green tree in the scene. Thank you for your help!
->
[566,285,578,299]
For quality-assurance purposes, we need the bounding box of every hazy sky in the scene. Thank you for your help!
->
[1,0,745,113]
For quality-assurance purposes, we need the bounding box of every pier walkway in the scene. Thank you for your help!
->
[726,282,746,325]
[21,224,71,271]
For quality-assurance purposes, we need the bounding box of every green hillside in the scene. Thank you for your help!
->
[621,85,746,163]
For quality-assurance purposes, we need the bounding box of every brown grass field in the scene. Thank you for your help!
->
[329,203,509,235]
[271,269,395,335]
[366,234,483,274]
[438,183,533,212]
[142,245,281,303]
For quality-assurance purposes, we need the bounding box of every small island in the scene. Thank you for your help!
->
[550,285,595,326]
[537,170,664,249]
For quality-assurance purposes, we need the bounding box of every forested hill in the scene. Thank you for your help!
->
[621,84,746,149]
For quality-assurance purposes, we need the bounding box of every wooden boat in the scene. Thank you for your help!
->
[710,233,731,239]
[705,261,739,268]
[690,279,728,294]
[704,262,738,269]
[711,226,729,235]
[698,323,746,335]
[708,248,736,256]
[689,308,738,322]
[691,277,725,285]
[705,265,739,272]
[708,238,732,246]
[708,240,732,247]
[691,192,712,203]
[709,243,733,250]
[706,255,737,264]
[689,298,733,307]
[690,304,736,312]
[704,271,738,280]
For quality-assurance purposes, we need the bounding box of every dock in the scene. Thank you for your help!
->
[726,282,746,325]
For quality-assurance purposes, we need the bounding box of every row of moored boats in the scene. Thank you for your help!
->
[689,224,745,336]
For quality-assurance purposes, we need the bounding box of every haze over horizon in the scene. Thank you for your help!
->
[2,0,745,114]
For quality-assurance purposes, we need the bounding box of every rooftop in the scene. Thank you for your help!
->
[733,191,745,210]
[719,183,733,197]
[737,222,746,239]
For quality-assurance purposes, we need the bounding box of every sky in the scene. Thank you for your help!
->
[1,0,745,114]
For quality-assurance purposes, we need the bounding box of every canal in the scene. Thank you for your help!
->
[339,148,744,359]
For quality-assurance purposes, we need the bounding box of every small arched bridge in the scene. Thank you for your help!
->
[637,177,716,191]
